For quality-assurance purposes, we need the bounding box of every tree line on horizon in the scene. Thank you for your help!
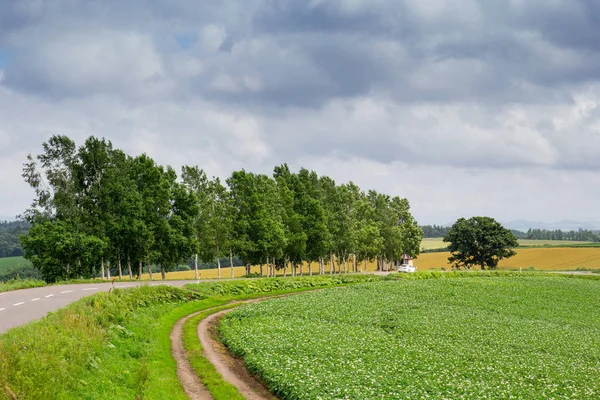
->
[420,224,600,242]
[19,135,423,283]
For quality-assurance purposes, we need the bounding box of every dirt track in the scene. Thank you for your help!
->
[198,309,277,400]
[171,311,214,400]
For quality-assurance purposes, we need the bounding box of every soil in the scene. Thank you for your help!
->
[198,309,278,400]
[170,311,214,400]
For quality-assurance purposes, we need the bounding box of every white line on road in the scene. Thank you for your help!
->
[31,298,40,302]
[0,293,6,296]
[115,285,133,288]
[60,290,74,294]
[45,294,54,298]
[82,288,98,291]
[0,308,5,311]
[13,302,24,306]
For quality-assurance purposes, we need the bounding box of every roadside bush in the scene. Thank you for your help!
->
[185,274,384,297]
[0,278,45,293]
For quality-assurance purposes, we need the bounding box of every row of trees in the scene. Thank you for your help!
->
[21,135,423,282]
[524,228,599,242]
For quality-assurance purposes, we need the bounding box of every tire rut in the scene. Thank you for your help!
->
[198,309,277,400]
[171,311,214,400]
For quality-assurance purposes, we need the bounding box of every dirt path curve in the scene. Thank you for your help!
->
[171,311,214,400]
[199,309,277,400]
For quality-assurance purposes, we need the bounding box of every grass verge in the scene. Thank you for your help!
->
[0,278,45,293]
[0,286,206,400]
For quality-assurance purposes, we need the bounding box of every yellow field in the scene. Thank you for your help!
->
[109,246,599,281]
[417,247,600,271]
[420,238,592,250]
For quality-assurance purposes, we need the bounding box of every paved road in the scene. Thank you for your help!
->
[0,280,200,334]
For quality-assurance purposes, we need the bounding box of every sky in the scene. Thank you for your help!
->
[1,0,599,226]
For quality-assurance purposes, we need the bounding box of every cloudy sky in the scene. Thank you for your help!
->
[1,0,599,226]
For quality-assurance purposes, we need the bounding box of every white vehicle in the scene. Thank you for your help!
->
[397,264,416,273]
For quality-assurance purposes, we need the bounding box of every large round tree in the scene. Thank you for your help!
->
[443,216,518,270]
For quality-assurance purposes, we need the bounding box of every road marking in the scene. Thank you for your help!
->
[0,293,6,296]
[0,308,5,311]
[13,302,24,306]
[115,285,133,288]
[31,298,40,302]
[60,290,74,294]
[82,288,98,291]
[45,294,54,298]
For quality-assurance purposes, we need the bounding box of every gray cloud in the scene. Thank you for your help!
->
[1,0,600,223]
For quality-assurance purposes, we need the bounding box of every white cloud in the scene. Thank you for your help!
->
[6,28,167,98]
[1,0,600,226]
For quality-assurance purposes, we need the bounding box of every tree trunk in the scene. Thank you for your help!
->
[354,255,357,273]
[329,253,333,275]
[217,254,221,279]
[267,257,270,277]
[147,259,153,281]
[194,253,199,280]
[246,263,251,276]
[481,261,485,270]
[229,249,234,279]
[364,259,367,273]
[284,258,288,277]
[127,253,133,280]
[101,259,105,280]
[118,259,123,280]
[344,255,348,274]
[292,261,296,276]
[260,264,263,277]
[319,258,324,275]
[138,260,143,280]
[106,261,111,280]
[161,266,166,280]
[300,262,303,276]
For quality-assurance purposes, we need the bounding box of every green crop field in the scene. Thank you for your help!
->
[220,277,600,399]
[0,256,32,274]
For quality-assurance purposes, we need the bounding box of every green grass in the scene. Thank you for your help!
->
[0,279,45,293]
[220,276,600,399]
[0,256,32,274]
[183,303,246,400]
[0,286,206,400]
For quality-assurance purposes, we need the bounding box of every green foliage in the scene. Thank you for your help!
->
[184,274,384,297]
[444,216,519,270]
[220,277,600,399]
[21,220,106,282]
[21,134,423,281]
